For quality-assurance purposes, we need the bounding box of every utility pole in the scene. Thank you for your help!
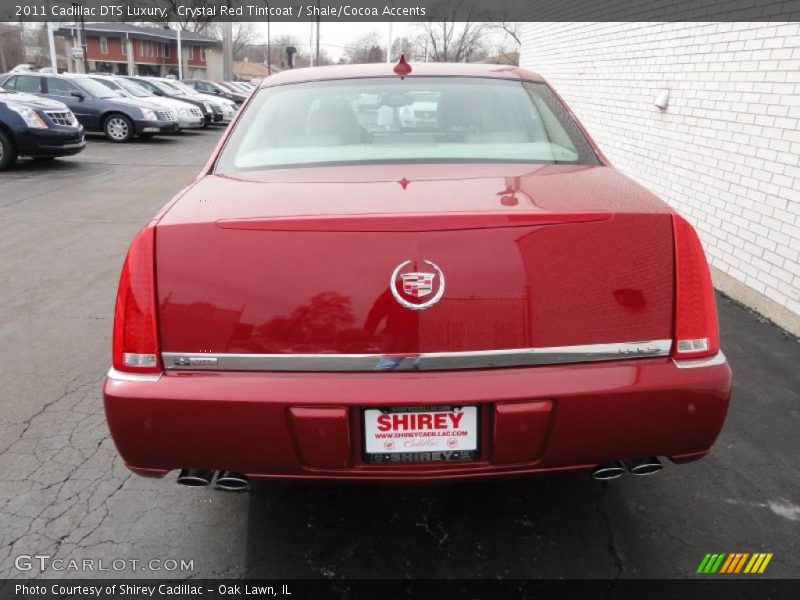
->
[222,21,233,80]
[46,21,58,72]
[386,13,393,62]
[315,16,320,65]
[45,1,57,72]
[18,20,26,65]
[266,1,271,75]
[176,26,182,80]
[308,21,314,67]
[79,8,89,73]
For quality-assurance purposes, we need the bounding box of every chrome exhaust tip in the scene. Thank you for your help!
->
[592,461,626,480]
[624,456,663,476]
[214,471,250,492]
[176,468,213,487]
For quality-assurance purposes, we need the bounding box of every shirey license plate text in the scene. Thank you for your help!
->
[364,406,479,462]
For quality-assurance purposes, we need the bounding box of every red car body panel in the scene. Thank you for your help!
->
[104,63,732,481]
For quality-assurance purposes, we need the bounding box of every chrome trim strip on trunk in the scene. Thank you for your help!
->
[672,351,727,369]
[162,340,672,372]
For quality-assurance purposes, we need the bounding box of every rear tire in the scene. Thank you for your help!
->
[103,114,134,143]
[0,129,18,171]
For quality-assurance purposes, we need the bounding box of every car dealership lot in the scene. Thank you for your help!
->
[0,131,798,579]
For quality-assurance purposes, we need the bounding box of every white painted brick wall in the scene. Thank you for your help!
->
[519,22,800,318]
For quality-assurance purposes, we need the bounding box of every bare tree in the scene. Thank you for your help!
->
[0,24,24,72]
[390,36,423,62]
[25,24,50,68]
[417,0,489,63]
[315,47,335,67]
[343,32,385,64]
[204,22,259,60]
[489,21,523,47]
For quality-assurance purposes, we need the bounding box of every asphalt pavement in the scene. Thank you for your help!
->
[0,130,798,580]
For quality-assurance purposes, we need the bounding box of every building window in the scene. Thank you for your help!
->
[121,39,127,56]
[99,37,108,54]
[189,46,195,60]
[200,47,206,62]
[163,44,170,59]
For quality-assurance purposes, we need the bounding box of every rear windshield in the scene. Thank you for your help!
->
[215,77,599,173]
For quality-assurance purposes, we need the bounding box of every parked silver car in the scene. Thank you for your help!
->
[89,75,204,130]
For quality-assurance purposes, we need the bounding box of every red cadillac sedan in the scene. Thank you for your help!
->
[103,61,731,491]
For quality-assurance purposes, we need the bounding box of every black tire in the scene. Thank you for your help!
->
[0,129,18,171]
[103,113,135,143]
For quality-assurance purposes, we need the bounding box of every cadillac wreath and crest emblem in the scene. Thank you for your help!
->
[390,260,445,310]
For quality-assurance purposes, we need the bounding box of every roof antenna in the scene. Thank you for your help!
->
[393,54,412,79]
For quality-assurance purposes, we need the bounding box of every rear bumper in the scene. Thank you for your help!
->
[103,353,732,481]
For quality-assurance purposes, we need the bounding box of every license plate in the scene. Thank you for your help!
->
[363,405,479,463]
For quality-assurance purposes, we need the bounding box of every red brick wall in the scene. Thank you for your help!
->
[187,45,206,67]
[86,36,126,62]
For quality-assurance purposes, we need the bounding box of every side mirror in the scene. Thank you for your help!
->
[70,90,85,100]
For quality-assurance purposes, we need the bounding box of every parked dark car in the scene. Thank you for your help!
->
[124,76,215,126]
[0,86,85,170]
[0,73,179,142]
[182,79,246,105]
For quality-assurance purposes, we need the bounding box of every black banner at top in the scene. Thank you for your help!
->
[2,0,800,23]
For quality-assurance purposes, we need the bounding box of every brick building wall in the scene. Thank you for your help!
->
[519,22,800,333]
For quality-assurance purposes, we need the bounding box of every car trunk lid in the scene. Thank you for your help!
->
[155,164,674,361]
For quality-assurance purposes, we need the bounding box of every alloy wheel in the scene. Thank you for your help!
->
[106,117,130,141]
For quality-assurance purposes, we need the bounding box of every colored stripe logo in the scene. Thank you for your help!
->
[697,553,773,574]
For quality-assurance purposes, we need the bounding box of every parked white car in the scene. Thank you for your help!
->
[157,79,238,123]
[88,75,204,129]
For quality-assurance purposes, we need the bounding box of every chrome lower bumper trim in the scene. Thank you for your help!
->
[162,340,672,372]
[106,367,162,382]
[672,351,727,369]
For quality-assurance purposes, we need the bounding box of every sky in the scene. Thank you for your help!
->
[249,21,511,63]
[251,21,414,62]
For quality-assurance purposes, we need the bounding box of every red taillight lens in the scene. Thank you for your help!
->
[672,214,719,359]
[112,225,161,373]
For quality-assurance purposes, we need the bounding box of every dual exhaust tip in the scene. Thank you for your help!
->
[177,469,250,492]
[178,459,662,487]
[592,456,663,480]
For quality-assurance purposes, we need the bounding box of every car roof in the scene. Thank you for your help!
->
[260,62,545,88]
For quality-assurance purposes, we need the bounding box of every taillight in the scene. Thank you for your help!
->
[112,225,161,373]
[672,214,719,359]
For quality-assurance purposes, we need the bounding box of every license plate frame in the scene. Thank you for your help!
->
[362,405,480,464]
